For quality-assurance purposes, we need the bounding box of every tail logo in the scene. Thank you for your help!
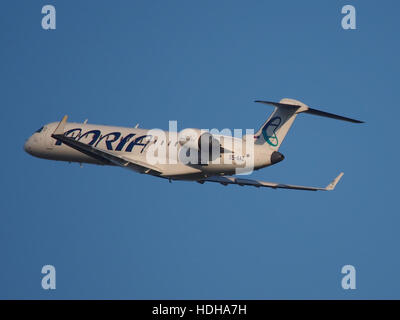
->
[262,116,281,147]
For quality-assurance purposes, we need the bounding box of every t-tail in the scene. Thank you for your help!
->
[254,98,363,151]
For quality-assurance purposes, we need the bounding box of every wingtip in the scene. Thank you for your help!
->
[254,100,275,105]
[52,115,68,136]
[349,119,365,124]
[325,172,344,191]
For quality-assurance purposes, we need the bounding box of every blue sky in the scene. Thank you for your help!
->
[1,0,399,299]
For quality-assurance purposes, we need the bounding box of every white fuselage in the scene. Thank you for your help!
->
[24,122,275,180]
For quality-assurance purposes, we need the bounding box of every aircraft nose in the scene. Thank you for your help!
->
[24,137,33,155]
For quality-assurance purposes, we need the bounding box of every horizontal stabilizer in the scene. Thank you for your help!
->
[255,100,364,123]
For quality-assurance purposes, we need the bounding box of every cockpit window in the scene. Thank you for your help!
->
[35,126,44,133]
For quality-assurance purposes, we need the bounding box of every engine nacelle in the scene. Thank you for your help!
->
[178,128,220,158]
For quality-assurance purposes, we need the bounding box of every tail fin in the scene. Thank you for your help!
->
[254,98,363,151]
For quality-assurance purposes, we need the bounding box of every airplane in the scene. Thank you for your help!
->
[24,98,363,191]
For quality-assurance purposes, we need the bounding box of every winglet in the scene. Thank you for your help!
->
[325,172,344,191]
[53,115,68,135]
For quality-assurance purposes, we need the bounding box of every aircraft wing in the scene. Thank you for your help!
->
[51,115,162,176]
[198,173,344,191]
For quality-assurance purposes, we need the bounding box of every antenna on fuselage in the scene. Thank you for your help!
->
[134,123,139,128]
[83,119,88,124]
